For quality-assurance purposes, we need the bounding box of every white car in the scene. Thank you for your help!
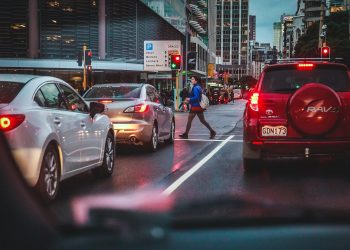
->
[0,74,115,201]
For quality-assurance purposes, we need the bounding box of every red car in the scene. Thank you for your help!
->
[243,61,350,171]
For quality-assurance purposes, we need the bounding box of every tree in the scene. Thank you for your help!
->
[294,11,350,67]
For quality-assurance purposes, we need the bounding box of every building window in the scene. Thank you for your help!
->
[0,0,28,57]
[40,0,98,59]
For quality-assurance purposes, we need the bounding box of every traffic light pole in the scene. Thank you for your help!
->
[175,70,180,112]
[82,44,87,91]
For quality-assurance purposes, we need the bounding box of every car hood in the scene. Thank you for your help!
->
[71,190,350,228]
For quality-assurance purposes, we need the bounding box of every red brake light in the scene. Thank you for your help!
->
[124,104,149,113]
[297,63,314,70]
[99,100,113,104]
[0,115,25,132]
[134,104,148,113]
[249,93,259,112]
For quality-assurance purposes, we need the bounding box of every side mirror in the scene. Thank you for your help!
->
[90,102,105,118]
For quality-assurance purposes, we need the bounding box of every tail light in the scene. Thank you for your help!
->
[124,104,149,113]
[249,93,259,112]
[0,114,25,132]
[297,63,314,70]
[99,100,113,104]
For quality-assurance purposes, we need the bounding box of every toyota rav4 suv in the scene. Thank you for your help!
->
[243,60,350,171]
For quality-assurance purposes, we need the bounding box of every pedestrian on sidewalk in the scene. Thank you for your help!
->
[179,76,216,139]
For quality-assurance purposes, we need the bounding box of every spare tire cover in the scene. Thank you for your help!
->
[288,83,342,136]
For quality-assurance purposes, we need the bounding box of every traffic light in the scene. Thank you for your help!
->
[170,55,181,70]
[77,51,82,66]
[84,49,92,66]
[321,46,330,59]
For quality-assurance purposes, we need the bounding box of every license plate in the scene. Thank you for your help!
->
[261,125,287,136]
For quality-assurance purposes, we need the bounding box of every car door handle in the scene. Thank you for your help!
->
[53,117,61,125]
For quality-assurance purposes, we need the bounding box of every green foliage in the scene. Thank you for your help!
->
[294,11,350,67]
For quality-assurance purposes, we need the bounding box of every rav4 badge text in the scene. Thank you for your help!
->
[306,106,340,113]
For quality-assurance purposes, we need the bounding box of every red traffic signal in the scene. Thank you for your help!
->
[321,46,330,59]
[84,49,92,65]
[170,55,181,70]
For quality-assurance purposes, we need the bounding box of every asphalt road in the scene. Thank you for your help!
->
[50,99,350,223]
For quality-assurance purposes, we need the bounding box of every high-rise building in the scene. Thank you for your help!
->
[281,14,294,58]
[187,0,216,76]
[303,0,326,28]
[216,0,249,79]
[0,0,186,89]
[273,22,282,53]
[330,0,348,13]
[249,15,256,41]
[292,0,305,55]
[207,0,217,64]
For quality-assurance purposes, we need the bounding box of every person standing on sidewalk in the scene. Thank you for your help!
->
[179,76,216,139]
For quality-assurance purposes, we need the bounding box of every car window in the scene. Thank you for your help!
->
[84,86,141,99]
[0,82,23,103]
[58,84,88,113]
[262,67,350,93]
[34,89,46,107]
[146,86,158,102]
[37,83,67,109]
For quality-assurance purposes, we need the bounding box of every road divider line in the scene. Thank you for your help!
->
[162,135,235,196]
[175,138,242,142]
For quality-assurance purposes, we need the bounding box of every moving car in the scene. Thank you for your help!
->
[83,83,175,151]
[243,60,350,171]
[0,74,115,201]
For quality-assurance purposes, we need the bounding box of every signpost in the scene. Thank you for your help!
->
[144,40,182,110]
[144,40,181,71]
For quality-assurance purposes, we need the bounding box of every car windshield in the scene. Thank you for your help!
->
[262,67,350,92]
[84,86,141,99]
[0,82,23,103]
[2,0,350,247]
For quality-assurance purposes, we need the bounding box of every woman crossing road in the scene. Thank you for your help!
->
[179,76,216,139]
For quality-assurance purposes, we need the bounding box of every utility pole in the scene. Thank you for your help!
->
[83,44,87,91]
[318,1,326,48]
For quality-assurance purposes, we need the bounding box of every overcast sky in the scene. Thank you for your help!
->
[249,0,298,44]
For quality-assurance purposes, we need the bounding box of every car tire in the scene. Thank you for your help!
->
[92,132,115,178]
[145,123,158,152]
[243,158,261,174]
[166,119,175,144]
[37,144,60,202]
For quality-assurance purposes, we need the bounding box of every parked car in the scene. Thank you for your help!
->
[83,83,175,151]
[0,74,115,201]
[243,61,350,171]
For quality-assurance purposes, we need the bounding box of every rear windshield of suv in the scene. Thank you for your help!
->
[84,86,141,99]
[261,65,350,93]
[0,82,24,103]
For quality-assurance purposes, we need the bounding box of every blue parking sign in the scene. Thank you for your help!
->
[146,43,153,51]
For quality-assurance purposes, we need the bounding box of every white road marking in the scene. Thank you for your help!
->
[162,135,235,196]
[175,138,242,142]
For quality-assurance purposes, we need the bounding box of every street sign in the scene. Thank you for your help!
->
[144,40,181,71]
